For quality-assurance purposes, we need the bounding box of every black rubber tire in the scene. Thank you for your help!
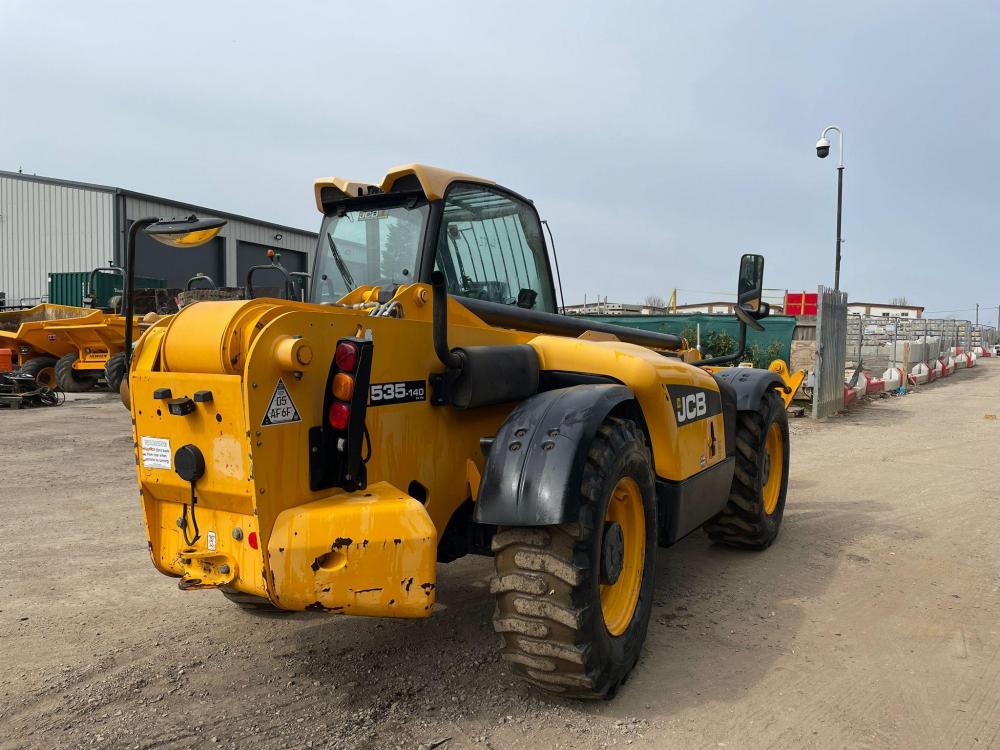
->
[491,417,657,700]
[704,389,789,549]
[19,356,58,389]
[104,352,127,394]
[220,588,291,614]
[54,352,99,393]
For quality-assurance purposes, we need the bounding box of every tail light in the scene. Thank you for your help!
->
[310,337,373,492]
[327,401,350,430]
[335,341,358,371]
[332,372,355,401]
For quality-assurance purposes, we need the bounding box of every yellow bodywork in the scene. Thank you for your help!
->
[0,302,149,373]
[21,312,136,372]
[767,359,806,407]
[314,163,495,211]
[0,303,92,365]
[128,283,729,617]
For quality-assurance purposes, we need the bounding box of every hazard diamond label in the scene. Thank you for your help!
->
[262,378,301,426]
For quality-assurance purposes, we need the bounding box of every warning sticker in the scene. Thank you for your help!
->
[141,436,172,470]
[262,378,301,426]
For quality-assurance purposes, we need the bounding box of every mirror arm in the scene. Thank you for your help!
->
[123,217,159,368]
[692,320,748,367]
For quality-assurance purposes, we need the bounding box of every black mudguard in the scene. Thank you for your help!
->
[473,384,635,526]
[712,367,786,411]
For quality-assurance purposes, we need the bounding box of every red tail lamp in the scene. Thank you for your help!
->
[248,531,259,550]
[328,401,351,430]
[335,341,358,371]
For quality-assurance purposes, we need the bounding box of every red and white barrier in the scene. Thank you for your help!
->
[862,371,886,394]
[883,367,904,391]
[840,343,990,409]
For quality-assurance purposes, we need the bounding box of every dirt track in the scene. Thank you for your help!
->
[2,362,1000,749]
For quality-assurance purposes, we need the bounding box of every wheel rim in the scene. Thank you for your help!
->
[600,476,645,637]
[762,422,783,515]
[36,367,57,390]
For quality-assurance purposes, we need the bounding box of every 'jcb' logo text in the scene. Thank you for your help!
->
[675,392,707,425]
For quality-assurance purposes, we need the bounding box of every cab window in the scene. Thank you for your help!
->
[434,184,555,312]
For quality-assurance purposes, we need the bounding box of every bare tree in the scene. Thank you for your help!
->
[890,296,910,306]
[644,295,666,309]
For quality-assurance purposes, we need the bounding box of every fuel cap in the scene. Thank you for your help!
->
[174,444,205,483]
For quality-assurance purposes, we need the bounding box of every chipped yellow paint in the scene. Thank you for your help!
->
[267,482,437,617]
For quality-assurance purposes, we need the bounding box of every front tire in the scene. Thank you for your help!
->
[104,352,127,394]
[19,356,58,389]
[491,417,656,699]
[704,389,789,549]
[55,352,99,393]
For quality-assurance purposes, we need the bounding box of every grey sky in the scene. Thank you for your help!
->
[2,1,997,316]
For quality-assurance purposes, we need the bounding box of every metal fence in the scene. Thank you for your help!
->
[844,315,991,374]
[813,286,848,419]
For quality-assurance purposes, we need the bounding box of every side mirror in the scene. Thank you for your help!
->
[735,253,767,332]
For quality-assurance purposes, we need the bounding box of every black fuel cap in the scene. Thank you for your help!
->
[174,444,205,483]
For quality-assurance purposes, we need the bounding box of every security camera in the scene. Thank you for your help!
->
[815,137,831,159]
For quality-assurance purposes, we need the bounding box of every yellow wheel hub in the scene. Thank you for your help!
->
[600,476,645,637]
[36,367,57,390]
[762,422,783,515]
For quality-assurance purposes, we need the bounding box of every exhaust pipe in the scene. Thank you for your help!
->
[431,271,464,370]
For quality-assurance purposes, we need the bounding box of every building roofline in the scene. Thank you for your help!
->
[0,168,317,238]
[847,301,925,311]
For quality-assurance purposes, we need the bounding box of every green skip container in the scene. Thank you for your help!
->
[48,271,166,309]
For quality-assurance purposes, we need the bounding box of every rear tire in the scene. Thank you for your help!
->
[491,417,656,699]
[704,389,789,549]
[220,588,290,614]
[55,352,99,393]
[104,352,127,394]
[19,356,57,389]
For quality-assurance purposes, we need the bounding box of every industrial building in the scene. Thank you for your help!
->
[0,169,318,305]
[846,301,924,318]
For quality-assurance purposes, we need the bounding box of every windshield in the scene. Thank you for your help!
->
[311,201,429,303]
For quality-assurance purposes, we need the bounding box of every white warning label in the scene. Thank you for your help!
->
[262,378,301,426]
[141,436,172,470]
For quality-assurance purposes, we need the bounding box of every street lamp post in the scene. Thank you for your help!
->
[815,125,845,291]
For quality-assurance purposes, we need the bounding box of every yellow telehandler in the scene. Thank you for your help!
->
[126,165,791,699]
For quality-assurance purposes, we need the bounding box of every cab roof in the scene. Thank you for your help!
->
[313,163,495,212]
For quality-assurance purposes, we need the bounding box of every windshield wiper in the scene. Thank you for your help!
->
[326,234,356,292]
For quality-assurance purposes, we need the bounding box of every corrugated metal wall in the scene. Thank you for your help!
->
[0,172,319,304]
[123,195,317,288]
[0,174,114,303]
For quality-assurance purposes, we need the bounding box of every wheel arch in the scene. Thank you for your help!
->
[712,367,787,411]
[474,384,644,527]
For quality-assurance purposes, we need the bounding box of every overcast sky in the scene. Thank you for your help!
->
[2,1,997,316]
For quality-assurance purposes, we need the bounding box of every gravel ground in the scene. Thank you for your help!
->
[2,361,999,749]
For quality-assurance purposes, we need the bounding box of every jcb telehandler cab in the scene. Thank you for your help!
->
[127,164,790,699]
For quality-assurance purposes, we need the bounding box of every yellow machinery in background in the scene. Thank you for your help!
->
[126,164,792,699]
[0,303,96,388]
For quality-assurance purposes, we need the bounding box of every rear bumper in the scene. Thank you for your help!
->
[267,482,438,617]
